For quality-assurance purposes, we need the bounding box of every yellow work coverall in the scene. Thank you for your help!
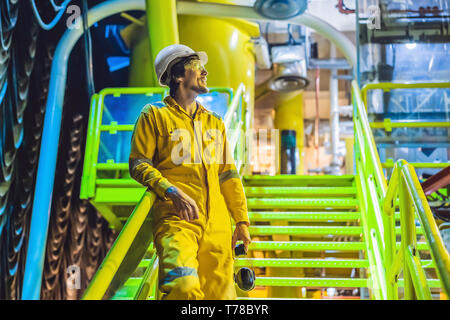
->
[129,96,249,300]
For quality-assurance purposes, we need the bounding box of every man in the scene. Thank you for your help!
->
[129,44,251,300]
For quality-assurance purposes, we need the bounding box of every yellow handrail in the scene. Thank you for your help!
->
[361,81,450,111]
[384,160,450,299]
[224,83,245,129]
[82,191,156,299]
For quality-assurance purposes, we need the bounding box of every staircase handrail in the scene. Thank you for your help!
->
[352,80,390,299]
[353,80,450,299]
[384,160,450,299]
[82,191,157,299]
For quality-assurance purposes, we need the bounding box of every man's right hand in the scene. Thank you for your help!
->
[165,186,200,222]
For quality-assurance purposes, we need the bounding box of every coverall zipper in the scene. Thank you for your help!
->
[191,111,210,219]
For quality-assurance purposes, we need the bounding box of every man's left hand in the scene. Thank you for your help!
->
[232,222,251,254]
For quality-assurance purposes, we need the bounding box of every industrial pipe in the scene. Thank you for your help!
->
[22,0,147,300]
[176,1,357,69]
[329,44,341,175]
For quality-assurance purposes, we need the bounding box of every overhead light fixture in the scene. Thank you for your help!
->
[269,45,309,92]
[254,0,308,20]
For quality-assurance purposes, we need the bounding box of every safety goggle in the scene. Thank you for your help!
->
[184,59,206,72]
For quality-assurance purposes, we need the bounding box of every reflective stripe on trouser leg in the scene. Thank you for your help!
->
[153,218,204,300]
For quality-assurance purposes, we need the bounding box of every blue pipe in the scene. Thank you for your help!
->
[22,0,146,300]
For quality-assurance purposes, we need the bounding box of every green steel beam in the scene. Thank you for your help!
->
[96,179,142,187]
[99,124,135,132]
[90,202,124,231]
[80,94,99,199]
[370,120,450,131]
[397,279,443,289]
[247,198,358,210]
[96,163,129,170]
[94,187,145,204]
[248,211,361,221]
[382,161,450,169]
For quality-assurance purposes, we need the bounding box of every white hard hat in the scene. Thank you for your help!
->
[155,44,208,86]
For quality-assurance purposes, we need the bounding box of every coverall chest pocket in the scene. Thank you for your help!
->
[203,128,223,166]
[158,122,192,165]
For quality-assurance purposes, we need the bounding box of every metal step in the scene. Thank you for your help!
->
[245,225,423,236]
[245,186,357,198]
[246,241,431,252]
[237,297,366,300]
[236,258,435,269]
[254,277,368,288]
[235,258,369,268]
[248,226,363,236]
[254,277,442,288]
[247,198,358,210]
[243,175,355,187]
[248,211,361,222]
[248,241,365,251]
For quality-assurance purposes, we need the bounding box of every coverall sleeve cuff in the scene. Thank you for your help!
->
[155,179,174,200]
[235,220,250,227]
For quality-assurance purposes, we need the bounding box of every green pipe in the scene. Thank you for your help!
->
[145,0,179,86]
[80,94,99,199]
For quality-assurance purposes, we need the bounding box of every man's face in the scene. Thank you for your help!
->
[182,58,209,94]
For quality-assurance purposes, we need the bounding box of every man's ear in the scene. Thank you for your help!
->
[176,76,184,84]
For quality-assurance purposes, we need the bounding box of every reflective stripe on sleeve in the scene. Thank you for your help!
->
[129,158,154,171]
[219,169,240,185]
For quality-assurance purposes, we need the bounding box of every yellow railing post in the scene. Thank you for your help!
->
[398,175,416,299]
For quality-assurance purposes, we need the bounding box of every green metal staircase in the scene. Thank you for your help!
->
[239,175,367,299]
[104,175,441,300]
[239,174,444,299]
[81,81,449,300]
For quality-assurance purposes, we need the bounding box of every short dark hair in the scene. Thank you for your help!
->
[168,55,198,97]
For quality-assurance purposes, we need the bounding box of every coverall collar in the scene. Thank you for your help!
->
[164,96,206,119]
